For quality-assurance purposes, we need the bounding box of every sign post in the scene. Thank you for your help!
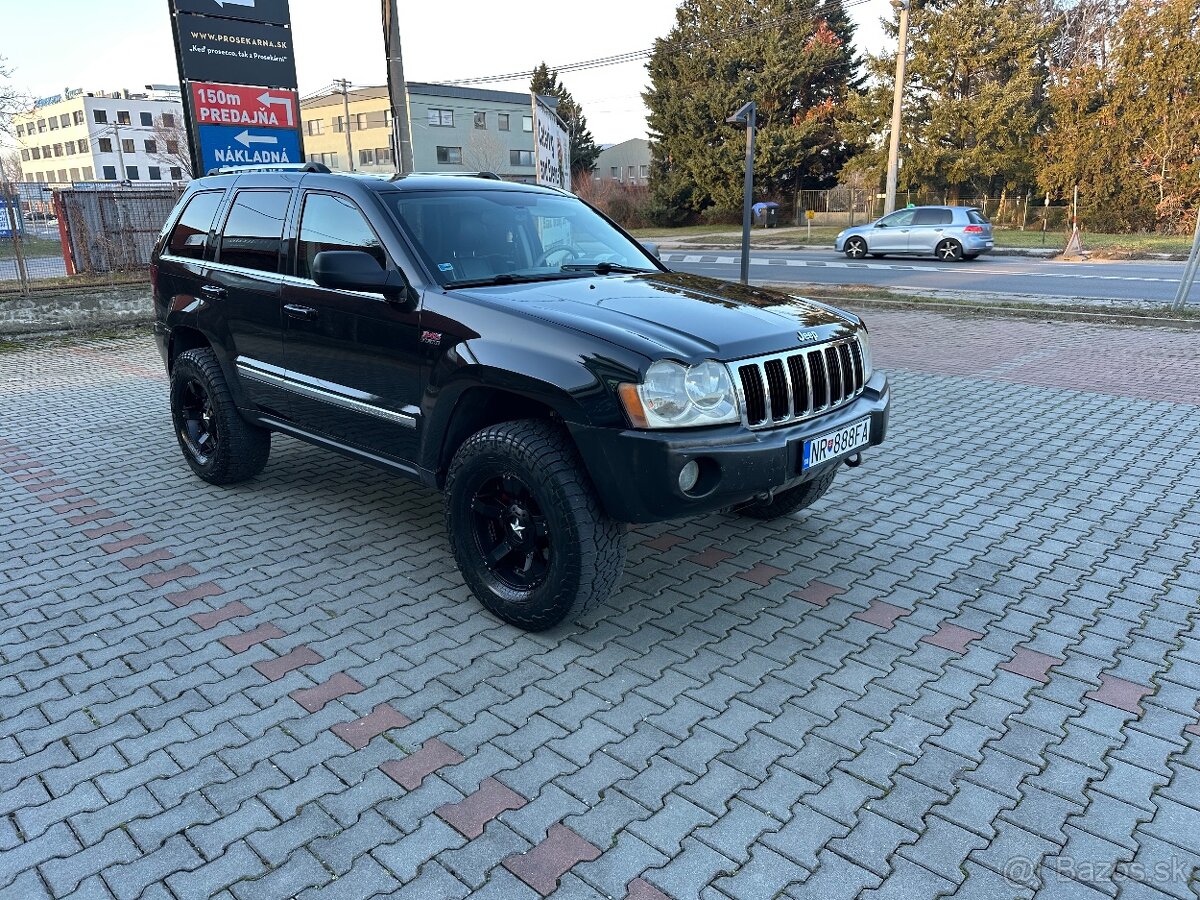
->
[168,0,304,176]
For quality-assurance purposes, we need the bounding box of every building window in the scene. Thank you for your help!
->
[640,165,649,178]
[162,113,175,127]
[48,117,58,131]
[474,111,486,129]
[304,119,323,136]
[436,146,462,165]
[121,139,135,154]
[20,149,29,161]
[428,108,453,127]
[93,109,107,124]
[166,140,179,155]
[611,167,620,179]
[359,148,376,166]
[510,150,534,167]
[334,116,347,133]
[62,140,73,154]
[60,114,70,127]
[148,166,162,180]
[144,139,157,154]
[69,167,80,181]
[98,138,112,153]
[126,165,139,180]
[307,152,338,169]
[15,123,22,137]
[57,169,67,182]
[31,147,41,160]
[82,166,93,180]
[498,114,510,131]
[627,166,636,180]
[102,165,117,180]
[169,167,181,180]
[140,112,153,126]
[522,116,533,132]
[355,112,370,131]
[117,110,131,125]
[37,119,46,132]
[73,110,84,125]
[376,147,393,164]
[53,144,63,157]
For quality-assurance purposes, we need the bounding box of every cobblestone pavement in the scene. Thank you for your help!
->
[2,309,1199,900]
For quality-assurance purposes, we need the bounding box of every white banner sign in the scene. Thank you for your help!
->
[532,94,571,192]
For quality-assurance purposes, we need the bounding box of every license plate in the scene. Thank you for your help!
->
[802,417,871,470]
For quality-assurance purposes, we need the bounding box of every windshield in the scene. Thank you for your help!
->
[383,189,659,286]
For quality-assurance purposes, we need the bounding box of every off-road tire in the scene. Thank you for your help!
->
[734,467,838,520]
[170,347,270,485]
[445,419,626,631]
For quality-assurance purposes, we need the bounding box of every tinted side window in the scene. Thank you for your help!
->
[912,208,953,226]
[967,209,990,225]
[296,192,386,280]
[167,191,223,259]
[218,190,290,273]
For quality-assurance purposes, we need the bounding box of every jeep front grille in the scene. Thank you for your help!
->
[734,336,867,428]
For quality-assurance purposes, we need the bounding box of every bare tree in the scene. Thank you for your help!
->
[151,115,194,179]
[464,129,510,176]
[0,56,31,138]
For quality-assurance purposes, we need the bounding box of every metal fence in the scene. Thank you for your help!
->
[788,188,1072,231]
[1,182,185,294]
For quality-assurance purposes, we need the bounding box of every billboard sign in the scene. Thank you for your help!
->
[174,0,292,25]
[190,82,297,129]
[532,95,570,192]
[197,124,302,172]
[175,13,297,87]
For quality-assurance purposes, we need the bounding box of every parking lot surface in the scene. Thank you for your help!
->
[2,309,1199,900]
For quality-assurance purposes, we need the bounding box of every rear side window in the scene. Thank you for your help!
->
[912,208,953,226]
[967,209,990,225]
[167,191,223,259]
[218,190,290,273]
[296,192,386,280]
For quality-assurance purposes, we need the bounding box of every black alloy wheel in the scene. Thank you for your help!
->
[176,376,218,465]
[469,473,552,592]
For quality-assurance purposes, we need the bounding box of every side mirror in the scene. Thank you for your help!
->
[874,222,886,228]
[312,250,414,307]
[640,240,661,260]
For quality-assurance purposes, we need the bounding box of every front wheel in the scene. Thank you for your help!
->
[844,237,868,260]
[734,468,837,520]
[936,239,964,262]
[170,348,270,485]
[445,420,626,631]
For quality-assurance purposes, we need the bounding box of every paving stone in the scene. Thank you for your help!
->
[437,776,528,839]
[330,704,411,750]
[503,823,601,896]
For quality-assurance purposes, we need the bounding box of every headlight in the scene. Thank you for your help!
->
[857,327,873,379]
[619,360,739,429]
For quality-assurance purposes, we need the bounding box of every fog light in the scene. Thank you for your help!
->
[678,460,700,493]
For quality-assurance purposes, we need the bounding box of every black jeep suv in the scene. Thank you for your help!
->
[152,165,890,630]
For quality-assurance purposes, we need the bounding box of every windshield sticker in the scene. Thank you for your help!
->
[438,263,455,272]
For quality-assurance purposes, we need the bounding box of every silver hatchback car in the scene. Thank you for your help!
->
[835,206,994,261]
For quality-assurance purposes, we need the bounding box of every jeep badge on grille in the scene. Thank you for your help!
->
[798,331,820,343]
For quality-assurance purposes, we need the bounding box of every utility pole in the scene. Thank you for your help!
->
[335,79,356,172]
[883,0,910,215]
[381,0,414,174]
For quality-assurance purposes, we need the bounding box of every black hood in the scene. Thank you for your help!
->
[450,272,858,362]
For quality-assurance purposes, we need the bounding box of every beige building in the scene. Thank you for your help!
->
[594,138,651,186]
[14,86,188,185]
[300,82,542,182]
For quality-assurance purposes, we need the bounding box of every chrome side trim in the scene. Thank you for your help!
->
[236,359,417,429]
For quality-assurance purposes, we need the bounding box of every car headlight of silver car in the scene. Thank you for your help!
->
[619,359,740,428]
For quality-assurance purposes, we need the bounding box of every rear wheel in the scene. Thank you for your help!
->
[170,348,270,485]
[445,420,626,631]
[936,239,964,262]
[734,468,838,520]
[844,237,868,260]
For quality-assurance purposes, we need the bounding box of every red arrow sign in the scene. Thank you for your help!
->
[190,82,298,130]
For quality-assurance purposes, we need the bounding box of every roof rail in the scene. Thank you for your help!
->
[205,162,332,176]
[399,171,503,180]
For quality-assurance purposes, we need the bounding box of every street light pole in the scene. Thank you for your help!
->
[727,101,756,285]
[883,0,910,216]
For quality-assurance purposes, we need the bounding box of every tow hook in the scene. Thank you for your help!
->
[845,453,864,469]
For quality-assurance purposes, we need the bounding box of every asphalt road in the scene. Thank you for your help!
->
[663,248,1194,305]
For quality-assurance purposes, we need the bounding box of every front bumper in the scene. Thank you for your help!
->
[572,372,890,523]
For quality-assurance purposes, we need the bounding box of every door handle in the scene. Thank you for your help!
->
[200,284,226,298]
[284,304,319,321]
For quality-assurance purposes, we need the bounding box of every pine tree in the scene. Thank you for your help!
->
[1039,0,1200,233]
[844,0,1049,201]
[644,0,861,216]
[530,63,600,177]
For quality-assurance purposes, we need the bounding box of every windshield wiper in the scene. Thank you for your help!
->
[560,262,653,275]
[443,272,588,289]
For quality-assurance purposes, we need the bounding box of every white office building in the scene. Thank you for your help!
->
[13,86,189,185]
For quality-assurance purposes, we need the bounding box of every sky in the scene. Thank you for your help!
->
[3,0,892,145]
